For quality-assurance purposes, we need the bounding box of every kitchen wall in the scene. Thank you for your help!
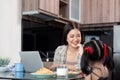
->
[0,0,21,65]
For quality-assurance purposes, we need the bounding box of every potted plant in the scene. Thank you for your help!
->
[0,57,10,72]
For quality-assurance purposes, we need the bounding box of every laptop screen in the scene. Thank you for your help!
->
[19,51,44,73]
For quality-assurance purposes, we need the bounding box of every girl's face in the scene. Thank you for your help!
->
[67,28,81,48]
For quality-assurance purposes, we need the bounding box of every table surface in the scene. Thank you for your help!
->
[0,72,84,80]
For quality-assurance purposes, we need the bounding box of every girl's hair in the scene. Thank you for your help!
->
[81,40,114,75]
[62,21,83,45]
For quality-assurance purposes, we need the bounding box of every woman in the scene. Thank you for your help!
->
[51,21,83,71]
[81,40,114,80]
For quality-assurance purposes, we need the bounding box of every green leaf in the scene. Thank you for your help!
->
[0,57,10,67]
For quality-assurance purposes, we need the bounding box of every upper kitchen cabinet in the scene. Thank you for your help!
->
[59,0,81,23]
[22,0,82,23]
[81,0,120,24]
[22,0,59,20]
[22,0,38,12]
[59,0,69,19]
[38,0,59,16]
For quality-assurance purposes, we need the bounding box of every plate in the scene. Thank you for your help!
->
[68,71,80,77]
[31,73,56,78]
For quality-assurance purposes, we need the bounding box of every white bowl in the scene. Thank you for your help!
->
[0,67,7,72]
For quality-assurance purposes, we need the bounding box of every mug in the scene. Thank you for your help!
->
[15,63,24,72]
[14,72,24,78]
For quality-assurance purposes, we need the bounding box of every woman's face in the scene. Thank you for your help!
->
[66,28,81,48]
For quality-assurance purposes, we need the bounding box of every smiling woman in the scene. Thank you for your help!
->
[50,21,84,71]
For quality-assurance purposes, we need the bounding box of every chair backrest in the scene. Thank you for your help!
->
[113,53,120,80]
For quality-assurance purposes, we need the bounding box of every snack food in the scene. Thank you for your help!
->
[68,71,80,74]
[35,67,53,74]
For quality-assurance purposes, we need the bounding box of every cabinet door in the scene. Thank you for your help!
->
[22,0,38,12]
[69,0,81,22]
[114,0,120,22]
[81,0,116,24]
[39,0,59,15]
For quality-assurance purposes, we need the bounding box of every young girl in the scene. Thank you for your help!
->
[81,40,114,80]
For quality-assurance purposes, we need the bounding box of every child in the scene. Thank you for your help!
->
[81,40,114,80]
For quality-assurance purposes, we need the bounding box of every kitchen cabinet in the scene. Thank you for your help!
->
[59,0,69,19]
[22,0,120,24]
[22,0,59,17]
[81,0,120,24]
[22,0,38,12]
[22,0,81,23]
[38,0,59,16]
[59,0,81,23]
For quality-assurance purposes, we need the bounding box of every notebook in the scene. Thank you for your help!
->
[19,51,44,73]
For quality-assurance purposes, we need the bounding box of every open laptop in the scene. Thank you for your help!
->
[19,51,44,73]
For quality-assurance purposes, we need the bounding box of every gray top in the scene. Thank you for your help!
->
[53,45,82,69]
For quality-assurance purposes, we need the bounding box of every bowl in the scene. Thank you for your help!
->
[0,67,7,72]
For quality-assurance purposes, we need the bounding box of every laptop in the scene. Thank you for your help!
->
[19,51,44,73]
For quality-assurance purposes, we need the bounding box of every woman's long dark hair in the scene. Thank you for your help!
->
[81,40,114,75]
